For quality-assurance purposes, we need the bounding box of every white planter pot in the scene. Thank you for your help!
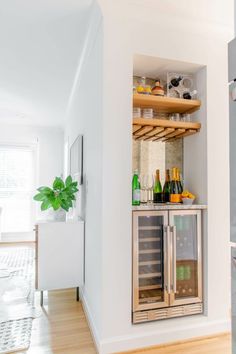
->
[43,208,66,222]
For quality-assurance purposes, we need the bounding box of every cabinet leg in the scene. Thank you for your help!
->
[40,291,43,306]
[76,287,79,302]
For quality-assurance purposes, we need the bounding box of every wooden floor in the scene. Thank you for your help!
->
[25,289,97,354]
[0,243,232,354]
[121,333,231,354]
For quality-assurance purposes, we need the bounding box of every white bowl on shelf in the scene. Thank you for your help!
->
[182,198,195,205]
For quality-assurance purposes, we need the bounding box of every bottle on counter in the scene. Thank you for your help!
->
[170,167,181,203]
[163,169,171,203]
[153,169,163,203]
[168,76,183,90]
[176,168,183,194]
[183,90,197,100]
[151,79,165,96]
[132,170,141,206]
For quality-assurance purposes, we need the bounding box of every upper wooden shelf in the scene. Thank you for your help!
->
[133,94,201,114]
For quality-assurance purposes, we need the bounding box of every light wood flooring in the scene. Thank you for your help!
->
[0,243,232,354]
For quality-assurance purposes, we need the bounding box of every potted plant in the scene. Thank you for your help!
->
[33,175,78,221]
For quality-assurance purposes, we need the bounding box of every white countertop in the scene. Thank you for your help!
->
[132,203,207,211]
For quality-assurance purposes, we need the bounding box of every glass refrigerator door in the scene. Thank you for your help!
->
[133,211,169,311]
[169,210,202,306]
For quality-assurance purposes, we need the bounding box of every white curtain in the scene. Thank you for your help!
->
[0,144,36,233]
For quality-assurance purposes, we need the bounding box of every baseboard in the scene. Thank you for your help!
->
[99,318,231,354]
[80,288,101,354]
[116,332,230,353]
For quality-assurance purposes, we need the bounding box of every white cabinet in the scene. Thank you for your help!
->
[35,220,84,305]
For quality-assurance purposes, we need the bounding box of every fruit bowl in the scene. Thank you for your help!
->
[182,198,195,205]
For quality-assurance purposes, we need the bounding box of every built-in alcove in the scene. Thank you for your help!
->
[132,54,206,196]
[132,54,207,324]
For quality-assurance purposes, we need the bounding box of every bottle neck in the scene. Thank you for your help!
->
[172,168,177,181]
[155,170,160,181]
[165,170,170,182]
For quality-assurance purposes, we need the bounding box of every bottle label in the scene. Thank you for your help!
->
[170,194,181,203]
[133,189,140,202]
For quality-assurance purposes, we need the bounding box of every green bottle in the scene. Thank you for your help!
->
[153,169,163,203]
[132,170,141,206]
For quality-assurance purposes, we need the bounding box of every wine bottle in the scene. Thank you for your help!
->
[163,169,170,203]
[170,168,181,203]
[132,170,141,206]
[183,90,197,100]
[153,169,163,203]
[169,76,182,89]
[176,168,183,194]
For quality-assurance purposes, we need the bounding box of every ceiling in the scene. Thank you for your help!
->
[0,0,94,127]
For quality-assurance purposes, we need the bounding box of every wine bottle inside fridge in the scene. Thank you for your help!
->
[153,169,163,203]
[170,167,181,203]
[163,169,170,203]
[132,170,141,206]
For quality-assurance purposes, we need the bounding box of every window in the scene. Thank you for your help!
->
[0,144,36,233]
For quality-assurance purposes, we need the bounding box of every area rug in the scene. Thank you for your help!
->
[0,246,40,354]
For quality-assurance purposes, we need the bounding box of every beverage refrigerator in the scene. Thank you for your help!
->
[229,37,236,354]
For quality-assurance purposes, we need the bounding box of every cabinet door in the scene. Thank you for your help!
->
[169,210,202,306]
[133,211,169,311]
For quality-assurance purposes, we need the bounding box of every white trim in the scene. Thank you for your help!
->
[80,288,100,354]
[98,319,231,354]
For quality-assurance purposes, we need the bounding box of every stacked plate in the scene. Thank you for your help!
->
[142,108,153,119]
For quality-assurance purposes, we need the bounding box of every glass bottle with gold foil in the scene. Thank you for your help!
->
[170,168,181,203]
[163,169,170,203]
[153,169,163,203]
[176,168,183,194]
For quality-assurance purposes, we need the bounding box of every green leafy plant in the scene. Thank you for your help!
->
[33,176,79,212]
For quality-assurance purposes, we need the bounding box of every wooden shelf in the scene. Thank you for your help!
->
[133,94,201,114]
[139,285,162,291]
[139,249,161,254]
[139,272,162,279]
[139,237,161,243]
[133,118,201,142]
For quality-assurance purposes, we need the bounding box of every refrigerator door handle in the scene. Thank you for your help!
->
[164,225,171,294]
[172,225,177,293]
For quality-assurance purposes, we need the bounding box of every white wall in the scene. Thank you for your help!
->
[91,0,234,353]
[64,1,103,344]
[0,123,64,241]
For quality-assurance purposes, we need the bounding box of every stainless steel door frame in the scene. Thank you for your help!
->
[231,245,236,354]
[229,81,236,243]
[132,210,169,311]
[169,210,203,306]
